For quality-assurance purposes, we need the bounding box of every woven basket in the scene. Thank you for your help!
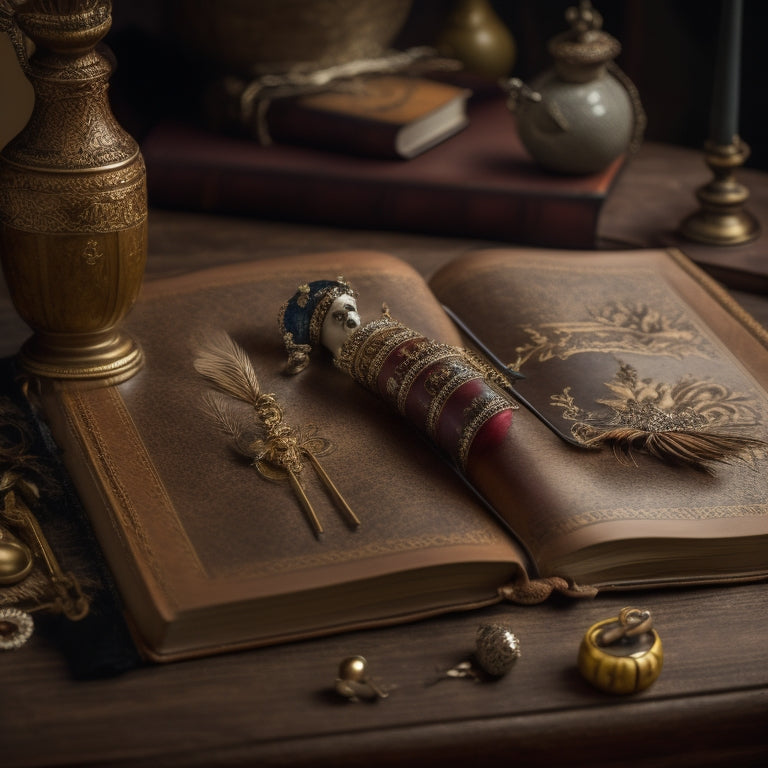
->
[174,0,413,76]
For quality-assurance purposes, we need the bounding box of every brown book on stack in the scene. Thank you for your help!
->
[31,246,768,661]
[141,97,625,248]
[265,76,470,159]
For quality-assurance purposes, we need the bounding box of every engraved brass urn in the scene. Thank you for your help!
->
[0,0,146,384]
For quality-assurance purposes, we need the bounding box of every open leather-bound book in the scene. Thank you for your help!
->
[32,246,768,661]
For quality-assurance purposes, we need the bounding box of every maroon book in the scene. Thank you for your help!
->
[141,97,625,248]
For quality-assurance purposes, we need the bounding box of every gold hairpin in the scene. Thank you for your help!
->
[193,332,359,537]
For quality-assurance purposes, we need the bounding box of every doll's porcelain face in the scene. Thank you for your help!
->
[320,293,361,358]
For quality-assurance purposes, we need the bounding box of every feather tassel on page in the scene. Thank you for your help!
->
[551,364,768,473]
[576,405,768,473]
[193,331,359,536]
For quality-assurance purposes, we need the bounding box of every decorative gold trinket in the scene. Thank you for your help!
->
[0,525,34,586]
[474,622,521,676]
[0,0,147,385]
[429,622,521,684]
[578,607,663,694]
[335,655,389,701]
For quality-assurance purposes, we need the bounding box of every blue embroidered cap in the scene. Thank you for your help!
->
[279,277,355,373]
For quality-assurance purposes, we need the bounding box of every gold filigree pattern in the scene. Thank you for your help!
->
[0,159,147,233]
[424,361,479,440]
[1,394,90,641]
[512,301,710,370]
[457,391,513,469]
[551,362,767,471]
[336,317,416,389]
[392,339,466,416]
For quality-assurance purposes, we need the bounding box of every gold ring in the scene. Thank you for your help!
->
[578,607,663,694]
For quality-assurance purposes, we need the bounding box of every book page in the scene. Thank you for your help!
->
[430,248,768,585]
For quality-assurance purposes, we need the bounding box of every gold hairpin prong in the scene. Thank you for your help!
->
[286,468,324,537]
[303,449,361,528]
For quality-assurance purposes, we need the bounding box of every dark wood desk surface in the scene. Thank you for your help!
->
[3,142,768,767]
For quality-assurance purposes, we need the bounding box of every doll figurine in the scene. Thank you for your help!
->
[279,278,516,472]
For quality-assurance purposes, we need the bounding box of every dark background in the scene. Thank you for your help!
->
[107,0,768,170]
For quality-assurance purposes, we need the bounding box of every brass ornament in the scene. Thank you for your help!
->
[335,655,389,701]
[678,0,760,246]
[679,138,760,246]
[429,622,521,684]
[1,487,90,621]
[578,607,663,694]
[436,0,517,80]
[0,0,147,385]
[0,524,34,586]
[474,622,521,676]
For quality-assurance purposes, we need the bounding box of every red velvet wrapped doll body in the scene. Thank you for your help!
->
[280,279,515,472]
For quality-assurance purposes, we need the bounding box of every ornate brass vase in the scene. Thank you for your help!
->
[0,0,146,384]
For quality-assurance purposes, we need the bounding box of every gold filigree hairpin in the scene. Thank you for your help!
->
[193,332,359,537]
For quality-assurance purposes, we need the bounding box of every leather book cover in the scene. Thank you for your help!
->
[141,97,624,248]
[265,76,470,159]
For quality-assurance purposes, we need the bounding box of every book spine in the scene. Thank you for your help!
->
[266,103,403,160]
[145,160,600,249]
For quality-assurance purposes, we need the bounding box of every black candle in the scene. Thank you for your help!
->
[709,0,743,146]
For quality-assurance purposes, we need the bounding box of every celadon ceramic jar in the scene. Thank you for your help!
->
[503,1,644,175]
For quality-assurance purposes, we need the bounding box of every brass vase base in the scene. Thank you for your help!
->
[679,138,761,246]
[18,330,144,387]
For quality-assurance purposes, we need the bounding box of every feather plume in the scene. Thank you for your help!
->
[201,391,268,462]
[201,391,246,441]
[574,398,768,472]
[194,332,285,460]
[193,332,262,406]
[581,424,767,473]
[552,365,768,472]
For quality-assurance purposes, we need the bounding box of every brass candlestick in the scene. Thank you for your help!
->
[0,0,147,385]
[679,138,760,246]
[679,0,760,246]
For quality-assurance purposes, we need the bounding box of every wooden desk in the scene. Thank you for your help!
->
[3,142,768,767]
